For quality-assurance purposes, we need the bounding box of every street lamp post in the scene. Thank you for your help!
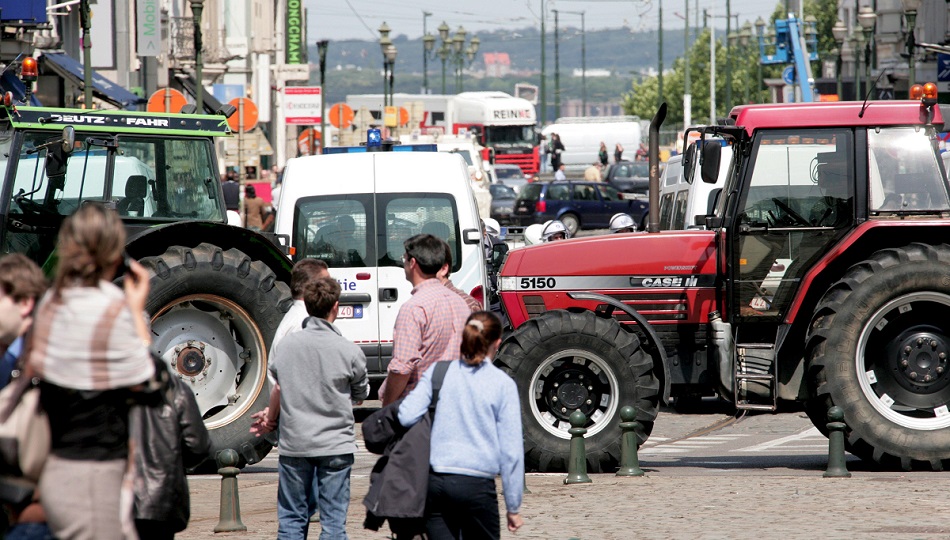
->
[540,0,546,126]
[853,32,864,102]
[378,22,392,106]
[317,40,329,151]
[832,19,847,100]
[437,22,450,94]
[858,6,876,100]
[903,0,921,90]
[386,44,398,106]
[739,21,752,104]
[728,30,739,104]
[561,11,586,115]
[79,0,93,108]
[422,11,432,93]
[191,0,205,113]
[754,17,766,96]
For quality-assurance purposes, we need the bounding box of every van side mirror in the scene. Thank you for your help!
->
[701,143,721,184]
[682,143,696,184]
[462,228,481,244]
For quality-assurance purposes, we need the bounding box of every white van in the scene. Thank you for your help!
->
[274,148,488,388]
[541,116,642,171]
[658,141,733,230]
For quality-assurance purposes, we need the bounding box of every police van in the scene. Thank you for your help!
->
[274,133,488,390]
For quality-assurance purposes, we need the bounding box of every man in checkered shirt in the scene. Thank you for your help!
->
[379,234,471,406]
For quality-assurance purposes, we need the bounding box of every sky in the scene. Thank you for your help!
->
[308,0,794,42]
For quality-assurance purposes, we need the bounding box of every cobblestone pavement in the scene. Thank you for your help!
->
[179,407,950,540]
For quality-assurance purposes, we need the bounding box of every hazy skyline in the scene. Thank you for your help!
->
[308,0,792,42]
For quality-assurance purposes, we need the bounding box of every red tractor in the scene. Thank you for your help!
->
[497,88,950,472]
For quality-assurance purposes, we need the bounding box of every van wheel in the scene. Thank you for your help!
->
[805,243,950,470]
[141,243,292,468]
[560,213,580,235]
[495,310,660,472]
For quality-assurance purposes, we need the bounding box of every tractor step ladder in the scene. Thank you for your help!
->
[734,343,778,411]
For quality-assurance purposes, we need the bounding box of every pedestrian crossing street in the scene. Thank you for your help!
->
[640,427,827,455]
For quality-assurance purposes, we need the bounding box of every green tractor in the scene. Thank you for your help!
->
[0,88,292,467]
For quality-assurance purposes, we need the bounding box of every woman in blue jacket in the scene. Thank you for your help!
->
[398,311,524,539]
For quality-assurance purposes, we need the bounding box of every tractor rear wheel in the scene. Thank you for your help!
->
[805,243,950,470]
[141,243,292,467]
[495,310,660,472]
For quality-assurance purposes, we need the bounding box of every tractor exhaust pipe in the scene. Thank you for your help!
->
[646,102,667,233]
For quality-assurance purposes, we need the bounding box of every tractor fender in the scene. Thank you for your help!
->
[124,221,293,284]
[567,291,671,404]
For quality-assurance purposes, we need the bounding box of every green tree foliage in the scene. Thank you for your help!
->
[623,0,839,124]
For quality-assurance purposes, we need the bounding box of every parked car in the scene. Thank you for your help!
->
[493,163,529,193]
[489,183,518,224]
[603,160,650,195]
[511,180,648,235]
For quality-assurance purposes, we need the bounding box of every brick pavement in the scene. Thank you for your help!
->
[180,469,950,539]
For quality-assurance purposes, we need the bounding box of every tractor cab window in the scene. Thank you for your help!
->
[116,137,222,220]
[733,129,854,318]
[868,127,950,213]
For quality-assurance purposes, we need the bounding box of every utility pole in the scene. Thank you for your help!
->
[684,0,691,128]
[554,9,560,122]
[540,0,546,126]
[707,9,716,124]
[725,0,731,112]
[79,0,93,107]
[423,11,431,93]
[658,2,663,110]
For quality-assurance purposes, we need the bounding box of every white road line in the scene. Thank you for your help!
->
[734,427,823,453]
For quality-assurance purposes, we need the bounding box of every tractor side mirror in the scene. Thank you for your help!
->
[700,142,721,184]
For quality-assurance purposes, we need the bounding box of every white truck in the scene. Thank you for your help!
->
[347,91,540,174]
[541,116,642,172]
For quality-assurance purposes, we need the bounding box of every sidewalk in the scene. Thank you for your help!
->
[181,468,950,539]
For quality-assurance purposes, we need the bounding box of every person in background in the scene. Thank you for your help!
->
[222,169,240,212]
[609,212,637,234]
[0,254,49,540]
[31,203,156,540]
[635,142,648,162]
[617,142,627,163]
[250,277,369,539]
[554,164,567,182]
[528,174,540,184]
[379,234,471,406]
[244,185,272,231]
[584,162,603,182]
[549,133,565,172]
[598,142,609,167]
[397,311,524,539]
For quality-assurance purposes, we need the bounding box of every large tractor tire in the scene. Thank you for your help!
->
[805,243,950,470]
[495,310,660,472]
[140,243,292,467]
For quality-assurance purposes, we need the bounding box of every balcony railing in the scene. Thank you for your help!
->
[170,17,232,65]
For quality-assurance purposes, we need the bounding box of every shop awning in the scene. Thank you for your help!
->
[0,71,42,106]
[39,52,146,110]
[176,73,224,115]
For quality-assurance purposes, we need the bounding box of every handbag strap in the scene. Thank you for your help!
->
[428,361,451,420]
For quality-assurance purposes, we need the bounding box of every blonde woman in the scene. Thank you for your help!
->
[32,203,155,539]
[398,311,524,539]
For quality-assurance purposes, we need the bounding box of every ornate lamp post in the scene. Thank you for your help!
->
[191,0,205,112]
[903,0,921,90]
[857,6,877,99]
[423,32,436,94]
[317,40,329,150]
[378,22,391,106]
[437,21,450,94]
[832,20,847,100]
[385,44,398,106]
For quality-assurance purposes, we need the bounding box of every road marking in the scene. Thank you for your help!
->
[734,427,824,453]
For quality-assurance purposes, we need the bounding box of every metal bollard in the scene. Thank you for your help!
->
[564,410,592,484]
[214,448,248,532]
[616,405,644,477]
[823,406,851,478]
